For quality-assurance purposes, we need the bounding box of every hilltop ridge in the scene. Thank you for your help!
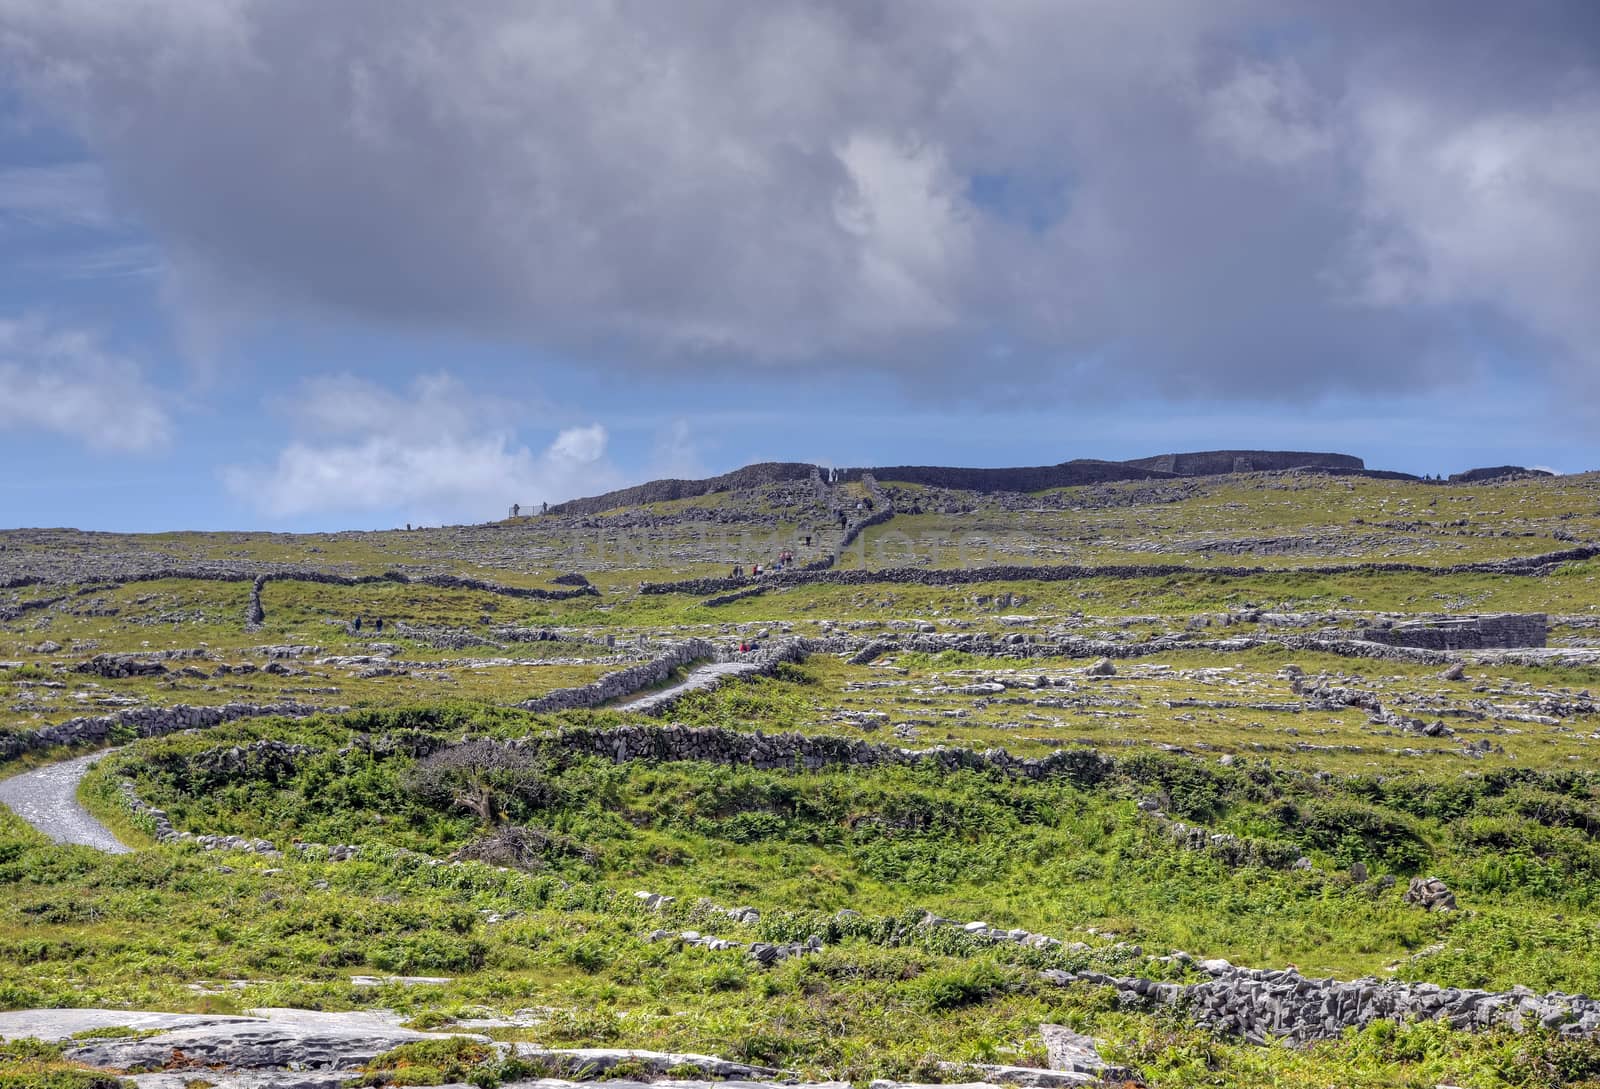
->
[548,449,1371,516]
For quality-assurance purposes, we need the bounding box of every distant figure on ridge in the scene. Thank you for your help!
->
[353,616,363,633]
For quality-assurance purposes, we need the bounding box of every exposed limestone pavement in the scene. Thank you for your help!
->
[0,749,127,852]
[0,1008,1135,1088]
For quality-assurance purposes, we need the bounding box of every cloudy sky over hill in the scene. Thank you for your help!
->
[1,0,1597,529]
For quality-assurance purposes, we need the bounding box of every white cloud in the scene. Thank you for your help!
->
[546,424,607,466]
[0,317,171,452]
[222,372,618,522]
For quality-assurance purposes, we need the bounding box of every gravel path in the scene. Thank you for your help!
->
[619,659,764,714]
[0,750,129,852]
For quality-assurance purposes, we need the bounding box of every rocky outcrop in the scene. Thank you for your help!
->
[1403,876,1457,912]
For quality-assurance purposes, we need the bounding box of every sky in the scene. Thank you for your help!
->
[1,0,1597,532]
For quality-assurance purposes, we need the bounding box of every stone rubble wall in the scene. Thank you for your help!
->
[0,701,337,764]
[642,545,1600,597]
[546,722,1118,783]
[1047,960,1600,1044]
[246,569,598,628]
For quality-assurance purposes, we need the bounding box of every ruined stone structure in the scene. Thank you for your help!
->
[1361,613,1548,650]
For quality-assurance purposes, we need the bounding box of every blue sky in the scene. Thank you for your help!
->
[1,2,1597,532]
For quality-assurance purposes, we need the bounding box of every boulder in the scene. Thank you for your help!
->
[1403,876,1457,912]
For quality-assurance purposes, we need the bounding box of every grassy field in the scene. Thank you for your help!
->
[8,469,1600,1086]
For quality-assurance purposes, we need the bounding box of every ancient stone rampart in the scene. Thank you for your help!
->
[1123,450,1363,475]
[548,462,818,516]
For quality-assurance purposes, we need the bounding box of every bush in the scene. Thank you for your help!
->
[908,959,1013,1012]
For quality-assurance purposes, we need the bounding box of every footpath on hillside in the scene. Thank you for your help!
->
[0,750,128,853]
[616,658,766,714]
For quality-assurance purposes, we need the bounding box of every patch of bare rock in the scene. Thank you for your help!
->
[0,1009,1137,1088]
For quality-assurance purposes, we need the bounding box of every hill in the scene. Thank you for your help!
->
[4,463,1600,1087]
[548,449,1377,516]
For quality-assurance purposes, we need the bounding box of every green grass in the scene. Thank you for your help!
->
[8,471,1600,1086]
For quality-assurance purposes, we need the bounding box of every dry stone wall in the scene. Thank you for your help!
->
[642,545,1600,597]
[1048,960,1600,1044]
[546,723,1118,784]
[0,701,336,763]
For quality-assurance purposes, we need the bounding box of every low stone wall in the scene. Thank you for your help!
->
[519,640,717,712]
[819,631,1453,667]
[546,723,1118,784]
[0,701,336,764]
[641,545,1600,597]
[248,569,597,628]
[1362,613,1548,650]
[701,586,767,607]
[1048,960,1600,1044]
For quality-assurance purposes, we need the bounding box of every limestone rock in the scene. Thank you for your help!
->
[1403,876,1457,912]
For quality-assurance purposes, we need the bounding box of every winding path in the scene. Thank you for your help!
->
[0,750,128,852]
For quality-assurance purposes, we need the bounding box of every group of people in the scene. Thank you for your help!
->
[351,615,385,633]
[730,547,801,580]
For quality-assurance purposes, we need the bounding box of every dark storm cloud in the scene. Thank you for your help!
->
[1,0,1596,398]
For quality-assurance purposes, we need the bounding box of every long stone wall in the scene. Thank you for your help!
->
[834,631,1454,666]
[641,544,1600,596]
[545,723,1119,784]
[0,701,337,764]
[247,569,598,628]
[1048,960,1600,1044]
